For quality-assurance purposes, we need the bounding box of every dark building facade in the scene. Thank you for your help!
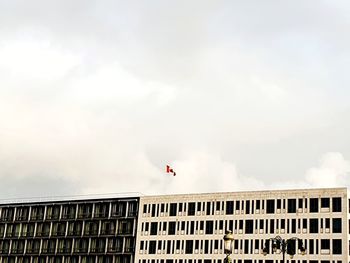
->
[0,196,139,263]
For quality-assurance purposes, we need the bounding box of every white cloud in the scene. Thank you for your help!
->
[304,152,350,187]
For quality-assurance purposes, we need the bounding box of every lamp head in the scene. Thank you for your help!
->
[223,230,234,254]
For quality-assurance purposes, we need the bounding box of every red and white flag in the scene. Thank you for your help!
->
[166,165,176,176]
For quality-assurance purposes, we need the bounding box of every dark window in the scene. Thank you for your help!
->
[310,198,319,213]
[206,202,211,215]
[281,219,285,229]
[143,205,147,213]
[179,203,183,212]
[244,240,249,254]
[333,239,341,254]
[309,239,314,254]
[160,204,165,212]
[288,199,296,213]
[239,220,243,230]
[205,221,213,234]
[298,199,303,209]
[303,218,307,229]
[216,201,221,211]
[321,239,330,249]
[332,218,342,233]
[236,201,240,210]
[256,200,260,210]
[245,200,250,214]
[245,220,253,234]
[310,219,318,233]
[277,199,281,209]
[332,197,342,212]
[151,204,156,217]
[291,219,296,233]
[269,219,274,234]
[169,203,177,216]
[266,200,275,214]
[197,202,201,211]
[185,240,193,254]
[168,222,176,235]
[325,218,330,229]
[149,241,156,254]
[150,222,157,235]
[321,198,330,208]
[226,201,234,215]
[188,203,195,216]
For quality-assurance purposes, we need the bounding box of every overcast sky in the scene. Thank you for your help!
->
[0,0,350,199]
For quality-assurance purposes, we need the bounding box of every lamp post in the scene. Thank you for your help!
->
[223,230,234,263]
[262,236,306,263]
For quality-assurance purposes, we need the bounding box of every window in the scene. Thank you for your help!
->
[150,222,157,235]
[332,239,342,254]
[309,219,318,233]
[321,239,330,249]
[287,199,296,213]
[332,197,342,212]
[185,240,193,254]
[332,218,342,233]
[245,201,250,214]
[205,221,213,234]
[266,200,275,214]
[298,198,303,209]
[169,203,177,216]
[206,202,211,215]
[226,201,234,215]
[277,199,281,209]
[310,198,319,213]
[148,241,156,254]
[216,201,221,211]
[256,200,260,210]
[235,201,240,210]
[321,198,330,208]
[188,203,195,216]
[245,220,253,234]
[168,222,176,235]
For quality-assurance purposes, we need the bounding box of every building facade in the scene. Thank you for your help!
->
[0,196,139,263]
[0,188,349,263]
[135,188,349,263]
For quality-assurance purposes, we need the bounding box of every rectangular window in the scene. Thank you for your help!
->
[332,197,342,212]
[266,200,275,214]
[150,222,157,235]
[256,200,260,210]
[205,221,213,234]
[197,202,201,211]
[310,198,319,213]
[149,241,156,254]
[332,218,342,233]
[245,220,253,234]
[188,203,195,216]
[288,199,296,213]
[332,239,341,254]
[169,203,177,216]
[321,198,330,208]
[226,201,234,215]
[206,202,211,215]
[310,219,318,233]
[245,200,250,214]
[185,240,193,254]
[216,201,221,211]
[321,239,330,249]
[291,219,296,233]
[168,222,176,235]
[277,199,281,209]
[298,198,303,209]
[270,219,274,234]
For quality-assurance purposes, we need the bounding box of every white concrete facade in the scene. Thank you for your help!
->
[136,188,349,263]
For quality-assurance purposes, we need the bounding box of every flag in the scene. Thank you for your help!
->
[166,165,176,176]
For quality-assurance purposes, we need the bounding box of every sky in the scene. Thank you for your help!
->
[0,0,350,199]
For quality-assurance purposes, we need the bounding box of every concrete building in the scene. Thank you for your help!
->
[136,188,348,263]
[0,187,348,263]
[0,196,139,263]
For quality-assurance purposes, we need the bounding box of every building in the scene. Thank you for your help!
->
[0,195,139,263]
[0,188,349,263]
[136,188,348,263]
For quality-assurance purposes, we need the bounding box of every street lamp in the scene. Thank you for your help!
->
[262,236,306,263]
[223,230,234,263]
